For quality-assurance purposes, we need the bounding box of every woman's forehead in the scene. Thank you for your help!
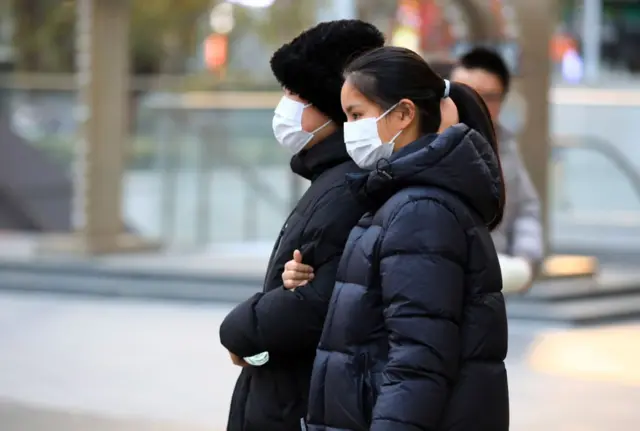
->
[341,81,366,101]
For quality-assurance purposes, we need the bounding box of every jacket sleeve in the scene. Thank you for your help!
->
[219,187,361,359]
[371,199,466,431]
[510,146,544,264]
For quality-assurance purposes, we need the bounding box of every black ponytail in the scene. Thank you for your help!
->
[448,82,505,230]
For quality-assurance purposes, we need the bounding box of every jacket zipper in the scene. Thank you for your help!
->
[272,221,288,257]
[262,218,291,292]
[358,353,372,423]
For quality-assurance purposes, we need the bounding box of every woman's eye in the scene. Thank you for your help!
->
[351,113,361,120]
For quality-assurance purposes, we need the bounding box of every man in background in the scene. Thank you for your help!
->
[451,47,543,273]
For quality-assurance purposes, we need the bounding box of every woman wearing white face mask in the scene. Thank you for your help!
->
[283,47,509,431]
[219,20,385,431]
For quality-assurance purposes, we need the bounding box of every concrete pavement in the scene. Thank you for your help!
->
[1,292,639,430]
[0,400,211,431]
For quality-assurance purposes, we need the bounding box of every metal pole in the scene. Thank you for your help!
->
[581,0,602,83]
[512,0,555,255]
[74,0,91,233]
[156,111,177,243]
[74,0,129,252]
[194,121,211,245]
[39,0,159,254]
[244,182,257,241]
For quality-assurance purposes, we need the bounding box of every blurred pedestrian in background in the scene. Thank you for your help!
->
[218,20,385,431]
[451,47,543,286]
[286,46,509,431]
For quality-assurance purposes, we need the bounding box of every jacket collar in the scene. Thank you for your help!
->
[290,130,351,181]
[346,124,502,225]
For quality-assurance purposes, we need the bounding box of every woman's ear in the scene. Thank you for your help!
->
[397,98,416,124]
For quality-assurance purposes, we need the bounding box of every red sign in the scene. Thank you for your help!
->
[205,34,228,70]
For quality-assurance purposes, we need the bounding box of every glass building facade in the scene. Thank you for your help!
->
[1,0,639,257]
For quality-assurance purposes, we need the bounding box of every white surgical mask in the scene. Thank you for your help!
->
[343,103,403,169]
[272,96,331,154]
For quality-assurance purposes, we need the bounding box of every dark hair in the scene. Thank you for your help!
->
[344,46,505,230]
[449,82,505,229]
[270,20,385,123]
[458,47,510,95]
[344,47,444,134]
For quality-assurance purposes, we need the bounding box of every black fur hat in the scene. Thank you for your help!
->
[270,20,385,123]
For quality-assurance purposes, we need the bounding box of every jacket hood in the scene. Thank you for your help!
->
[290,130,354,181]
[347,123,503,224]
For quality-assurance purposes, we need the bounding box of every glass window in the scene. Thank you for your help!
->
[2,0,328,245]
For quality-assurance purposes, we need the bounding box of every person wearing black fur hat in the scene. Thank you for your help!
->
[219,20,385,431]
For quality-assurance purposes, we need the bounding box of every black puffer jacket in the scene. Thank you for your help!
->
[306,125,509,431]
[219,131,367,431]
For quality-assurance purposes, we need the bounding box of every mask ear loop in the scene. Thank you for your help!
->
[310,119,332,134]
[378,102,405,146]
[377,102,400,121]
[389,129,403,145]
[302,103,332,135]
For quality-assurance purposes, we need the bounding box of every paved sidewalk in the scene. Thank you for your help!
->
[0,401,211,431]
[1,292,640,430]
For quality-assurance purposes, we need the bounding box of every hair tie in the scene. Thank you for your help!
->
[442,79,450,99]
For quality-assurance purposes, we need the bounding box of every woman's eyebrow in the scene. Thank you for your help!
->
[345,103,361,113]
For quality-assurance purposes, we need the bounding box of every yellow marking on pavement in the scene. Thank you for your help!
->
[527,324,640,386]
[542,255,598,278]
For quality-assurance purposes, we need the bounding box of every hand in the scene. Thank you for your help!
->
[229,352,248,367]
[282,250,314,290]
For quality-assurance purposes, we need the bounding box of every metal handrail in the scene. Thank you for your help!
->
[232,158,291,240]
[154,107,291,244]
[231,158,290,212]
[552,134,640,204]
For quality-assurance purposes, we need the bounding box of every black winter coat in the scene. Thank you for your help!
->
[306,125,509,431]
[219,131,367,431]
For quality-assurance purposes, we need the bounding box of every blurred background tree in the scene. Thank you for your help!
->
[11,0,211,75]
[11,0,319,76]
[12,0,74,72]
